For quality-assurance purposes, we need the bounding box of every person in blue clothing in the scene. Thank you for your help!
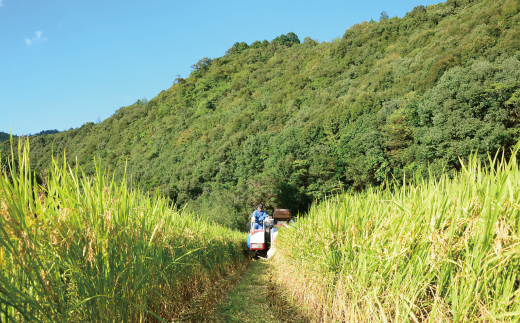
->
[251,203,270,230]
[247,203,271,250]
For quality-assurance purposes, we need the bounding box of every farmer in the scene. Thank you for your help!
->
[246,203,271,250]
[251,203,270,230]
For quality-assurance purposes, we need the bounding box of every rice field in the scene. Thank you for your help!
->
[0,138,246,322]
[273,145,520,322]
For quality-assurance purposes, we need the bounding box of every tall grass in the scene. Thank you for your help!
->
[0,138,245,322]
[274,145,520,322]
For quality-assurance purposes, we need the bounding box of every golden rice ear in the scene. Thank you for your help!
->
[271,145,520,322]
[0,137,246,321]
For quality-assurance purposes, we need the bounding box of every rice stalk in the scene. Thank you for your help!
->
[273,144,520,322]
[0,137,246,322]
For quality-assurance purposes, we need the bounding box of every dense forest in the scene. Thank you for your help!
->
[0,132,10,142]
[0,130,59,142]
[4,0,519,229]
[32,129,60,136]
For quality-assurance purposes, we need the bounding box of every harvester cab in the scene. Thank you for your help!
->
[247,209,293,259]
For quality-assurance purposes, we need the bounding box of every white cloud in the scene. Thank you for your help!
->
[0,0,3,7]
[25,31,47,45]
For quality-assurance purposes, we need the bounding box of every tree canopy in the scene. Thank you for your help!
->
[5,0,520,229]
[0,132,10,142]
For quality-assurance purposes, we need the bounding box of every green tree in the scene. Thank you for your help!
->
[273,32,300,46]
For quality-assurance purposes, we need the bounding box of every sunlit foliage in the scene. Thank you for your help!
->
[0,139,245,322]
[274,145,520,321]
[5,0,520,229]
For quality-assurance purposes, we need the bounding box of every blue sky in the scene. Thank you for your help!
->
[1,0,440,135]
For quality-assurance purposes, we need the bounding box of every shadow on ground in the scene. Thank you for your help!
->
[177,259,308,322]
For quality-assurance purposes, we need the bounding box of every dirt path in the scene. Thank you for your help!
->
[177,259,307,322]
[207,260,280,322]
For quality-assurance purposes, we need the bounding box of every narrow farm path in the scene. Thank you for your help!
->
[205,260,279,322]
[177,259,307,322]
[206,260,307,323]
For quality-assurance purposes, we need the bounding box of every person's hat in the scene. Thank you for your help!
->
[258,203,263,208]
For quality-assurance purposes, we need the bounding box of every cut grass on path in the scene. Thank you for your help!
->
[205,260,307,323]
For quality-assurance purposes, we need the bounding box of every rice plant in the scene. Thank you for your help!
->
[0,137,246,322]
[273,144,520,322]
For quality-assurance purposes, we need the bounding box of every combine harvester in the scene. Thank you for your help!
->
[247,209,294,259]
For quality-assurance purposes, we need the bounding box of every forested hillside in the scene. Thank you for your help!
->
[0,130,58,142]
[6,0,520,229]
[0,132,10,142]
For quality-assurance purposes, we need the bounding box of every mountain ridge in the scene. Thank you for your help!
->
[5,0,520,228]
[0,130,60,143]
